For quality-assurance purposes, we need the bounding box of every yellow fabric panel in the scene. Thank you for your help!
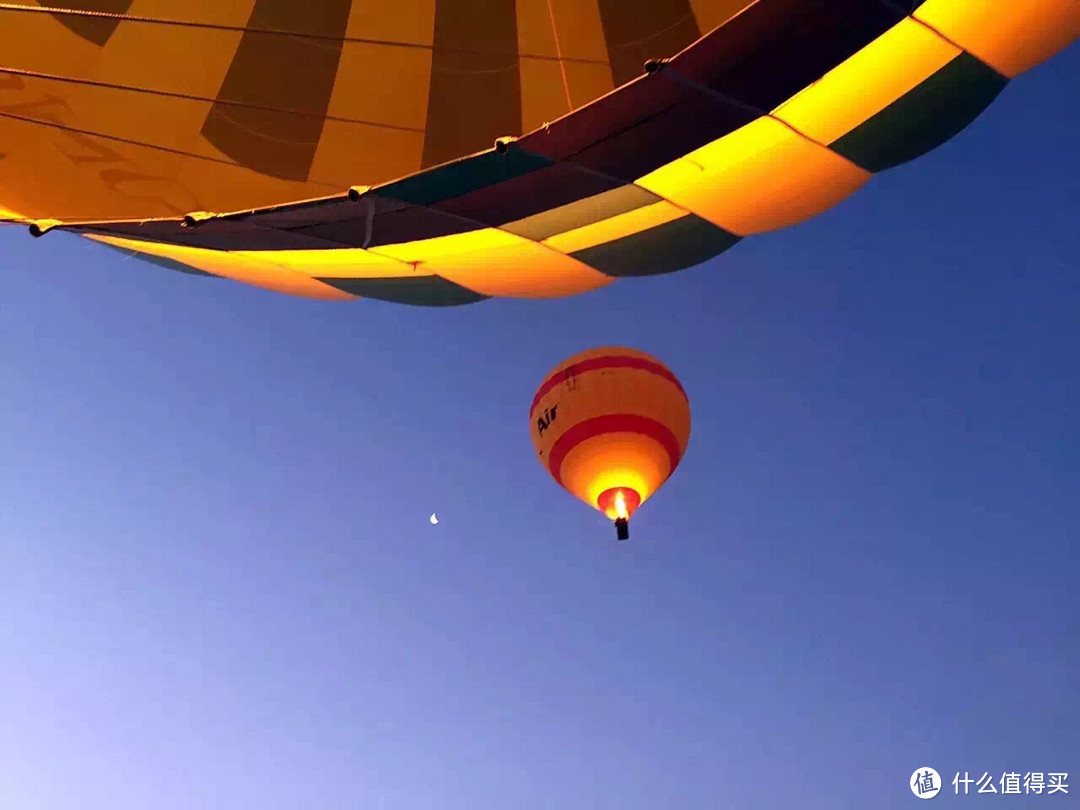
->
[370,229,612,298]
[0,85,72,217]
[516,0,615,119]
[167,157,339,217]
[561,61,619,118]
[517,0,562,58]
[344,0,436,45]
[232,248,415,279]
[119,2,251,96]
[0,2,345,223]
[547,0,609,63]
[0,105,202,220]
[86,234,356,300]
[10,70,218,159]
[689,0,757,36]
[517,0,572,128]
[127,1,257,27]
[548,0,615,106]
[308,119,425,192]
[519,58,574,133]
[504,184,657,242]
[70,22,245,159]
[559,433,672,509]
[636,116,870,236]
[915,0,1080,78]
[0,2,115,76]
[543,200,686,253]
[772,17,959,146]
[328,41,433,135]
[0,2,248,166]
[0,85,341,223]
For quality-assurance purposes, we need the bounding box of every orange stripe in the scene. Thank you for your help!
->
[531,355,686,415]
[548,414,681,485]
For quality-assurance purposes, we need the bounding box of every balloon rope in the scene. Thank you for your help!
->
[544,0,574,115]
[0,3,605,65]
[0,66,424,134]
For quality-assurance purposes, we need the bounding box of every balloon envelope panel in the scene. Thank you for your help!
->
[1,1,1076,306]
[0,0,758,220]
[530,347,691,518]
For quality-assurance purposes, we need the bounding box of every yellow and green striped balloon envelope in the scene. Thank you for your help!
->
[2,1,1077,304]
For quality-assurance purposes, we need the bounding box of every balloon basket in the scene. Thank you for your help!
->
[615,518,630,541]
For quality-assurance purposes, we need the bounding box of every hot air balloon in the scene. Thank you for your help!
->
[530,347,690,540]
[1,2,1077,303]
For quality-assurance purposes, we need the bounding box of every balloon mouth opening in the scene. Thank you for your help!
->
[597,487,641,522]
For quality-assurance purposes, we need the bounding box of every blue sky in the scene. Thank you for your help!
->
[2,45,1077,809]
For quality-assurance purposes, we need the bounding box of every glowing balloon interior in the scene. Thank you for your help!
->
[530,347,691,540]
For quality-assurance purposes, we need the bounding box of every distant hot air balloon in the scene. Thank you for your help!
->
[530,347,690,540]
[1,3,1077,302]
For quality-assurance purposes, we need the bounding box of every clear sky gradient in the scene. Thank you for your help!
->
[3,45,1077,810]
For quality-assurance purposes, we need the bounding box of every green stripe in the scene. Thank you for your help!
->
[377,149,552,206]
[830,51,1008,173]
[99,243,215,277]
[501,184,660,242]
[570,214,740,277]
[315,276,489,306]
